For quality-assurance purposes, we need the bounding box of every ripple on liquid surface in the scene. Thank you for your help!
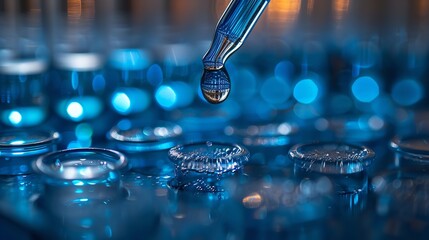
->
[289,143,375,174]
[168,141,249,175]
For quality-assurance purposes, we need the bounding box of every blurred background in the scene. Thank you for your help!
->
[1,0,429,145]
[2,1,429,239]
[0,0,429,141]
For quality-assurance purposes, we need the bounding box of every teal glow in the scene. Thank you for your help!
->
[72,180,84,186]
[117,119,132,130]
[147,64,163,86]
[392,79,423,106]
[67,140,82,149]
[71,71,79,90]
[57,97,103,121]
[110,49,150,70]
[1,107,46,127]
[112,92,131,113]
[293,79,319,104]
[8,111,22,125]
[67,102,84,119]
[352,76,379,102]
[10,140,25,145]
[75,123,93,141]
[155,85,177,109]
[111,88,150,115]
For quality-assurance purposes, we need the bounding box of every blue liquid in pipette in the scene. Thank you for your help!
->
[201,0,270,104]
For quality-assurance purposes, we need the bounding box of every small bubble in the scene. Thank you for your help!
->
[206,141,213,147]
[200,67,231,104]
[54,159,61,168]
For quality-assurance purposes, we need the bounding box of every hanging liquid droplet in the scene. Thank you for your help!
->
[200,67,231,104]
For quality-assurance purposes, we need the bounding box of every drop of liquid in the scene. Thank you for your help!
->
[200,67,231,104]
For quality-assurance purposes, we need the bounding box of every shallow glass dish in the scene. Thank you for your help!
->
[33,148,128,206]
[108,120,182,177]
[169,141,249,175]
[168,141,249,192]
[108,120,182,152]
[0,129,59,175]
[390,135,429,165]
[289,142,375,174]
[289,142,375,194]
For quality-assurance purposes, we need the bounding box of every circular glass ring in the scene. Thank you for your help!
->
[390,135,429,159]
[33,148,127,180]
[0,129,60,175]
[289,142,375,174]
[0,130,59,151]
[168,141,249,174]
[224,122,298,147]
[108,121,182,152]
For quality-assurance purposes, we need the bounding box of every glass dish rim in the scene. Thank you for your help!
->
[0,129,60,148]
[288,142,376,173]
[33,147,127,180]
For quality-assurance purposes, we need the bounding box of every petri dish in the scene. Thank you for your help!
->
[390,135,429,163]
[224,122,299,147]
[108,120,182,177]
[33,148,128,206]
[0,129,60,175]
[108,120,182,152]
[169,141,249,175]
[168,141,249,192]
[289,142,375,174]
[289,142,375,194]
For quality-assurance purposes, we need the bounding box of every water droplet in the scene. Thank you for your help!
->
[206,141,213,147]
[200,67,231,104]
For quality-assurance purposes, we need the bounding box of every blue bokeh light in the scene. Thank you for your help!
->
[8,111,22,125]
[274,61,294,80]
[111,88,150,115]
[57,97,103,121]
[170,81,193,107]
[147,64,163,86]
[261,77,291,105]
[293,79,319,104]
[112,92,131,114]
[1,107,45,127]
[351,76,379,103]
[109,49,150,71]
[391,79,423,106]
[67,102,84,120]
[71,71,79,90]
[92,74,106,92]
[75,123,93,141]
[155,85,177,109]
